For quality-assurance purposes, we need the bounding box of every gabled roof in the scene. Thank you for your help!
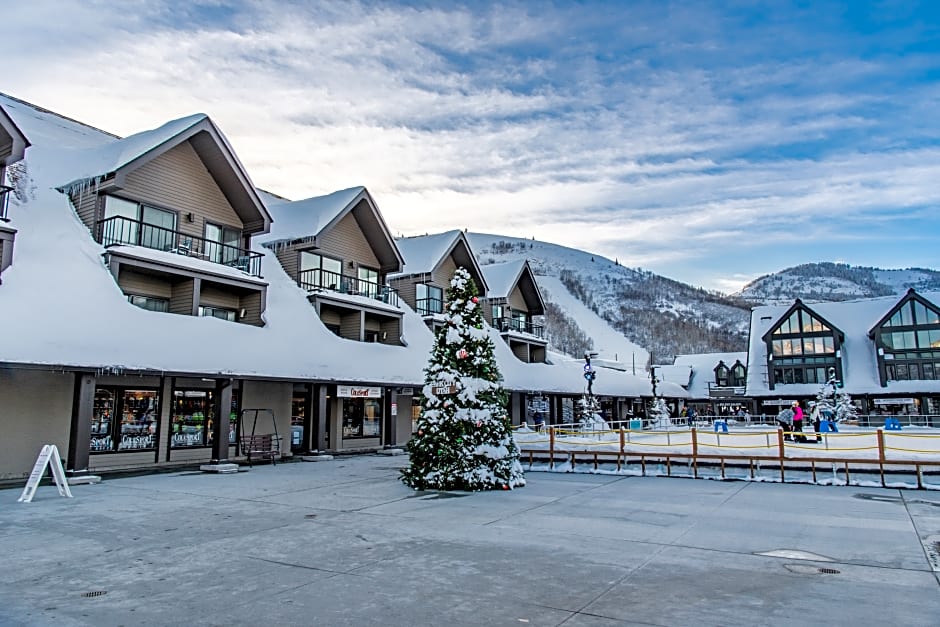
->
[55,115,272,234]
[746,292,940,397]
[259,186,403,274]
[0,102,30,166]
[480,259,545,315]
[391,230,489,294]
[759,298,845,343]
[867,288,940,336]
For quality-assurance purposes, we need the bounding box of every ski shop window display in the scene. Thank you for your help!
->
[91,387,160,452]
[170,388,240,448]
[338,386,382,439]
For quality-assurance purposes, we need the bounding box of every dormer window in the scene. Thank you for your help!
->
[715,363,729,386]
[874,296,940,382]
[731,363,746,387]
[764,305,841,387]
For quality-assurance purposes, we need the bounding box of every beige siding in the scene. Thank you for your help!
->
[89,452,157,473]
[317,212,380,269]
[508,285,528,311]
[0,369,74,480]
[70,189,99,232]
[431,255,458,289]
[274,246,301,283]
[531,345,547,364]
[199,283,239,309]
[170,279,195,315]
[122,140,244,240]
[511,342,530,362]
[340,311,361,341]
[481,298,496,325]
[240,381,292,453]
[390,277,417,310]
[118,269,173,299]
[379,318,402,345]
[240,291,264,326]
[319,307,341,328]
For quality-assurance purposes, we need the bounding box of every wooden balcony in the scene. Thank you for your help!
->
[98,215,262,277]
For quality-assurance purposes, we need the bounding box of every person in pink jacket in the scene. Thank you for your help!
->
[791,401,807,442]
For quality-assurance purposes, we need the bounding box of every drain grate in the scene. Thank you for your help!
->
[818,567,841,574]
[80,591,107,598]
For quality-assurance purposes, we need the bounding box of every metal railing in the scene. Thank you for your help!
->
[493,316,544,338]
[98,215,262,277]
[299,268,399,307]
[0,184,13,221]
[416,296,444,316]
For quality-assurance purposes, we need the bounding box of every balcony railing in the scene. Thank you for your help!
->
[98,215,262,277]
[493,316,544,339]
[0,184,13,221]
[416,297,444,316]
[299,268,399,308]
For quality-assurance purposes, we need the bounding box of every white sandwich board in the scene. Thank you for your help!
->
[18,445,73,503]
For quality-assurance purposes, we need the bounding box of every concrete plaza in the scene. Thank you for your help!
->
[1,456,939,626]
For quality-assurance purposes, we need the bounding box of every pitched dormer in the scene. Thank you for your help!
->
[480,260,548,363]
[390,231,489,332]
[261,187,406,344]
[0,103,29,275]
[760,299,844,390]
[868,289,940,386]
[62,115,272,325]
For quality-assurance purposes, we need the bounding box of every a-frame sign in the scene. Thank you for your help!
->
[18,445,73,503]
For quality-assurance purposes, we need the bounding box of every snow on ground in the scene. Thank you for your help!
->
[537,274,649,367]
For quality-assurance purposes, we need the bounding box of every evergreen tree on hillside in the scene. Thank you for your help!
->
[401,268,525,491]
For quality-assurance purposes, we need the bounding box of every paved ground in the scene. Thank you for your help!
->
[1,456,939,627]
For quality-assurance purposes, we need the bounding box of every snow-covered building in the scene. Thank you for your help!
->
[479,259,548,364]
[746,291,940,423]
[0,102,29,274]
[657,352,750,415]
[390,230,489,333]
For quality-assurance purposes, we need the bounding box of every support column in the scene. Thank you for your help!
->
[67,371,96,476]
[384,389,398,446]
[313,384,328,451]
[509,391,524,426]
[209,378,233,465]
[302,383,315,453]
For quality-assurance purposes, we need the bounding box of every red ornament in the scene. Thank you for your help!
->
[502,485,509,490]
[457,348,469,359]
[418,430,423,436]
[471,296,479,303]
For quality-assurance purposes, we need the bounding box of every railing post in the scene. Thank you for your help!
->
[691,427,698,479]
[619,427,625,456]
[877,428,886,488]
[777,427,786,483]
[549,427,555,470]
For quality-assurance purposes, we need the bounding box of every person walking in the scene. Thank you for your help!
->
[792,401,807,443]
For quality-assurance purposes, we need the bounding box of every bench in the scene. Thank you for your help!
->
[240,434,280,467]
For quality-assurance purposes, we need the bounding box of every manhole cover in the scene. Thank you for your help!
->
[783,564,840,575]
[80,591,107,598]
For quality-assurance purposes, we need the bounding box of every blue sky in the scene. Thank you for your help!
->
[3,1,940,292]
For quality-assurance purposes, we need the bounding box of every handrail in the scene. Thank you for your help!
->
[416,296,444,316]
[0,184,13,221]
[299,268,400,307]
[493,316,544,338]
[98,215,262,277]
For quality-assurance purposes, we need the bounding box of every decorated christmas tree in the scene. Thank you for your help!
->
[648,397,671,429]
[401,267,526,491]
[815,372,858,423]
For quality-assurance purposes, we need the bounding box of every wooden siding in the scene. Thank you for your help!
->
[170,279,196,315]
[199,283,239,309]
[274,246,301,283]
[390,277,417,310]
[379,318,402,345]
[508,285,528,311]
[70,189,100,232]
[340,311,362,341]
[118,269,173,299]
[530,344,547,363]
[431,255,458,290]
[319,307,341,327]
[364,317,381,332]
[0,135,12,162]
[317,212,380,270]
[240,290,264,326]
[511,342,530,362]
[121,141,244,239]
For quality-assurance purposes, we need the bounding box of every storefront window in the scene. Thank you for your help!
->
[91,387,160,453]
[171,388,239,448]
[342,397,383,439]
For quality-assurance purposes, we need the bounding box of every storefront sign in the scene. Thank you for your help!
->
[337,385,382,398]
[401,388,414,395]
[18,444,72,503]
[762,400,797,406]
[873,398,915,406]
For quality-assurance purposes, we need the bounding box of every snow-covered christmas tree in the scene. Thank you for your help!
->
[401,268,525,491]
[648,397,671,429]
[815,373,858,423]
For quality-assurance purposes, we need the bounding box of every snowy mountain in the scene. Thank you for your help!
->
[735,262,940,305]
[467,233,751,364]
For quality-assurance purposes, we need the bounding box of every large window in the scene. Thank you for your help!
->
[767,308,839,387]
[416,283,443,315]
[342,398,382,439]
[715,364,729,386]
[877,298,940,382]
[205,223,242,265]
[128,294,169,313]
[300,252,344,291]
[730,362,746,387]
[358,266,380,299]
[170,389,239,448]
[102,196,177,251]
[199,305,237,322]
[91,387,160,452]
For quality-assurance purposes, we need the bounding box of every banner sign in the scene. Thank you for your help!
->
[873,398,915,406]
[18,445,73,503]
[337,385,382,398]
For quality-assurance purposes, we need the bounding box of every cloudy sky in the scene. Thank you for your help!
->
[4,1,939,292]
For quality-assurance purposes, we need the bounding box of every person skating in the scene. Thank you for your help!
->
[792,401,807,443]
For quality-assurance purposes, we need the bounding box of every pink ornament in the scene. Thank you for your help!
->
[471,296,479,303]
[475,420,482,428]
[457,348,469,359]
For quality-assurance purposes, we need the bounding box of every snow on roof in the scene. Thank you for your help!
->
[0,93,683,400]
[391,230,462,277]
[257,186,365,246]
[746,294,940,397]
[480,259,526,299]
[669,352,747,398]
[656,365,692,388]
